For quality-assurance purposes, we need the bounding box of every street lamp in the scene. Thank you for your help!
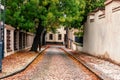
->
[0,0,5,72]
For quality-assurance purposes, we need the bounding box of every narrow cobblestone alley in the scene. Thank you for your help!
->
[30,47,93,80]
[2,0,120,80]
[3,46,99,80]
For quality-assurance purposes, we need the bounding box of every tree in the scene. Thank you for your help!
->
[6,0,38,31]
[30,0,61,51]
[5,0,105,51]
[57,0,86,48]
[28,0,86,51]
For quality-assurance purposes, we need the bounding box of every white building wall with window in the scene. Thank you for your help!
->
[46,27,66,44]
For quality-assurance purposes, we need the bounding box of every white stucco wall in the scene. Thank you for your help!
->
[110,2,120,62]
[4,25,34,57]
[26,32,34,49]
[83,0,120,63]
[46,27,66,43]
[4,25,15,56]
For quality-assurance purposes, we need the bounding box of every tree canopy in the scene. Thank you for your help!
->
[5,0,106,51]
[5,0,105,32]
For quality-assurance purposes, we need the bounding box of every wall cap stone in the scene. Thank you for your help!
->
[5,24,15,30]
[27,32,34,35]
[88,12,95,16]
[112,6,120,12]
[88,8,105,16]
[105,0,120,5]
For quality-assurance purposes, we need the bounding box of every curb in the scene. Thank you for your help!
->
[0,47,49,79]
[60,48,113,80]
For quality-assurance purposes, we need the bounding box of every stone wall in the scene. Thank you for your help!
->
[4,25,34,57]
[83,0,120,63]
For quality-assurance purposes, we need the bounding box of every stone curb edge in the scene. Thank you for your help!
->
[60,48,113,80]
[0,46,49,79]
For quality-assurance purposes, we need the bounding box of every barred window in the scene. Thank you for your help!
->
[58,34,62,40]
[49,34,53,40]
[90,19,94,22]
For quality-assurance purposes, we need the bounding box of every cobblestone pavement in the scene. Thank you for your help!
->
[65,48,120,80]
[79,54,120,80]
[0,51,38,78]
[3,46,99,80]
[30,47,92,80]
[0,47,46,79]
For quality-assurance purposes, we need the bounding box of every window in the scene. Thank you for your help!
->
[58,34,62,40]
[49,34,53,40]
[7,30,11,52]
[90,19,94,22]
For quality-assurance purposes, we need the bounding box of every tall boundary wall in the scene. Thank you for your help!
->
[83,0,120,63]
[4,25,34,57]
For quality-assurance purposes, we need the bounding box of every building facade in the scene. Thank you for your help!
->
[46,26,77,46]
[46,27,66,44]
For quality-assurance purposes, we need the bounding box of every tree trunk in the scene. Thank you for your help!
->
[30,35,40,52]
[30,21,44,52]
[65,27,69,48]
[30,3,50,52]
[40,28,46,50]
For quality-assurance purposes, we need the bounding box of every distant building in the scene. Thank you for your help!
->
[46,26,78,45]
[46,27,66,44]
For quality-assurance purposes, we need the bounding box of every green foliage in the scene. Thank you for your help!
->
[74,26,84,37]
[80,0,105,25]
[0,0,5,21]
[85,0,105,13]
[58,0,86,28]
[6,0,38,32]
[5,0,105,33]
